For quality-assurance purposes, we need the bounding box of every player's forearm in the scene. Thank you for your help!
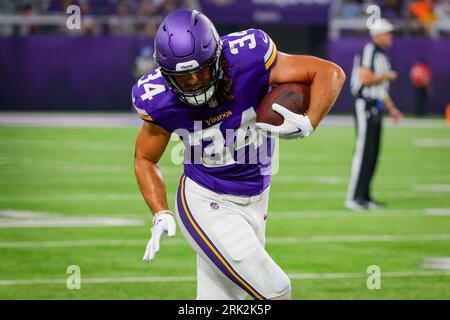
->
[307,65,346,128]
[134,158,170,216]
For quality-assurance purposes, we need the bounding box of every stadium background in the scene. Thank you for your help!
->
[0,0,449,299]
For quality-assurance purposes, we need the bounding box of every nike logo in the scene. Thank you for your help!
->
[262,32,269,43]
[286,128,302,136]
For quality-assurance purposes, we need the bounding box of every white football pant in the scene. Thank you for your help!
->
[175,175,291,300]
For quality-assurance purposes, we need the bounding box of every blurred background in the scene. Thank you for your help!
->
[0,0,449,114]
[0,0,449,300]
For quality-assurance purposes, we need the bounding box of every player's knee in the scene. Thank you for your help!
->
[269,284,291,300]
[247,250,291,299]
[256,258,291,299]
[266,271,291,300]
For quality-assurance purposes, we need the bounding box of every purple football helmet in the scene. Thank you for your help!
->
[153,9,223,107]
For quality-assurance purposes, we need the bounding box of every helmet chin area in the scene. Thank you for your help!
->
[183,86,216,107]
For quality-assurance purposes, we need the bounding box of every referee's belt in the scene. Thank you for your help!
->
[358,98,385,111]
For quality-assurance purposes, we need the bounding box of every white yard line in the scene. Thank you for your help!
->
[0,270,449,286]
[288,270,450,280]
[0,239,151,248]
[269,191,448,199]
[0,233,449,249]
[422,257,450,264]
[0,208,438,230]
[265,234,450,244]
[0,207,439,229]
[0,114,446,128]
[0,140,131,151]
[426,208,450,216]
[269,208,449,219]
[0,210,144,228]
[0,208,445,229]
[420,257,450,271]
[269,209,427,219]
[0,276,197,286]
[420,264,450,270]
[0,190,448,203]
[414,184,450,193]
[413,138,450,148]
[0,113,141,128]
[0,218,144,228]
[0,193,143,202]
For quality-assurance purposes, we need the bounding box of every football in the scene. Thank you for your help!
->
[256,83,310,126]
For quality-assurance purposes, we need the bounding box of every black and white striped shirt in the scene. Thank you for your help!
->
[350,42,391,101]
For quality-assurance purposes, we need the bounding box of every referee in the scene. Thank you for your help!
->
[345,18,403,211]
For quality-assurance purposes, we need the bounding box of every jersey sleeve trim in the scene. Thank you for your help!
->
[264,39,277,70]
[132,101,154,122]
[139,114,154,122]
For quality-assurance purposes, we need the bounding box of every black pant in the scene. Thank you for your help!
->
[346,98,382,202]
[414,87,428,116]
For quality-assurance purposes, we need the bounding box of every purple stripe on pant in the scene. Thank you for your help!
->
[176,175,266,300]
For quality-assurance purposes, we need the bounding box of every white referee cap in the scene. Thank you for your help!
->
[369,18,394,36]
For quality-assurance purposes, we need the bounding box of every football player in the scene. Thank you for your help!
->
[133,9,345,300]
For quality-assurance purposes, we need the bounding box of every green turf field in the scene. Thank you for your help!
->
[0,119,449,299]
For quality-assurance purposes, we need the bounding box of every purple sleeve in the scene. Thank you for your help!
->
[225,29,279,107]
[225,28,278,78]
[131,69,175,133]
[224,28,279,96]
[251,28,278,75]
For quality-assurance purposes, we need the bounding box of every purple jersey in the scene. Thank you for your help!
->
[132,29,278,196]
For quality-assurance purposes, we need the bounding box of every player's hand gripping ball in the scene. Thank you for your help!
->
[256,83,314,139]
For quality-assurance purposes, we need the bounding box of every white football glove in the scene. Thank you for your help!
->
[143,210,176,262]
[256,103,314,140]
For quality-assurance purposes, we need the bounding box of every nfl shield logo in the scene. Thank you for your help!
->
[210,202,219,210]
